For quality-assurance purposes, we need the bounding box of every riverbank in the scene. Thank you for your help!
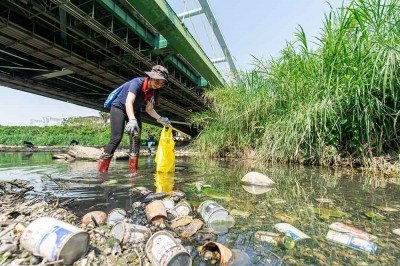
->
[216,149,400,177]
[0,144,196,157]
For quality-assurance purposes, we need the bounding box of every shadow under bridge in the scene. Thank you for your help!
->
[0,0,226,135]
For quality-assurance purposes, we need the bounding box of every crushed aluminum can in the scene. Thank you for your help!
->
[329,222,377,241]
[274,223,310,242]
[182,219,203,238]
[326,230,377,254]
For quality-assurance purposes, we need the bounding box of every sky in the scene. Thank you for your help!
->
[0,0,343,126]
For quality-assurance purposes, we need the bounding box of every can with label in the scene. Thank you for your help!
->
[111,222,151,244]
[145,231,192,266]
[198,200,235,235]
[20,217,89,265]
[168,200,192,218]
[326,230,377,254]
[274,223,310,242]
[329,222,377,241]
[198,200,232,224]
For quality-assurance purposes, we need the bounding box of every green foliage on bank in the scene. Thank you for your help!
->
[191,0,400,164]
[0,117,162,146]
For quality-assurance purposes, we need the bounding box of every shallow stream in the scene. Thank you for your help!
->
[0,152,399,265]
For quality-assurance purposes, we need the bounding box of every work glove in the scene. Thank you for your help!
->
[157,116,170,127]
[125,119,140,136]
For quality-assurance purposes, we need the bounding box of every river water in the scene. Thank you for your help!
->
[0,152,399,265]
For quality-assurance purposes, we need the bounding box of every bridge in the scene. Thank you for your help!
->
[0,0,236,135]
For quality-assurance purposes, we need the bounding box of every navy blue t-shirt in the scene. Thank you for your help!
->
[111,77,155,112]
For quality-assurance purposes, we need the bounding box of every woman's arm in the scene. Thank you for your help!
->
[145,101,161,120]
[125,92,137,120]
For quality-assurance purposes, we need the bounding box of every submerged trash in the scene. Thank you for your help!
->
[198,200,235,235]
[200,241,232,266]
[393,229,400,236]
[82,211,107,227]
[255,231,295,249]
[230,209,250,219]
[315,198,335,204]
[201,187,233,200]
[270,199,286,204]
[107,208,126,225]
[274,213,297,223]
[20,217,89,265]
[329,222,377,241]
[146,230,191,266]
[274,223,310,242]
[310,207,347,219]
[326,230,377,254]
[373,205,399,212]
[363,211,385,220]
[229,249,251,266]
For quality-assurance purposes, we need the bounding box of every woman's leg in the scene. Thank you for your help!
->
[104,106,127,154]
[99,106,127,173]
[129,112,142,172]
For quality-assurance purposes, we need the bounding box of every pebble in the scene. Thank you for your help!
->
[29,256,41,265]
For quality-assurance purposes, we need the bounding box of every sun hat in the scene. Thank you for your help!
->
[145,65,169,80]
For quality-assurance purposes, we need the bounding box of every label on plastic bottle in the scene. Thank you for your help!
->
[274,223,310,241]
[326,230,377,254]
[329,222,377,241]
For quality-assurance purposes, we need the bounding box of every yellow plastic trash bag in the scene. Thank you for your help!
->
[155,126,175,172]
[154,172,175,193]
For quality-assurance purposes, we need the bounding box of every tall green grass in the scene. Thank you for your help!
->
[191,0,400,165]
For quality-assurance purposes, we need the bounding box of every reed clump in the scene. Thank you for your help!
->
[191,0,400,166]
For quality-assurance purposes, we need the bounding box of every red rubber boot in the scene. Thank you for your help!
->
[129,157,138,173]
[98,153,113,173]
